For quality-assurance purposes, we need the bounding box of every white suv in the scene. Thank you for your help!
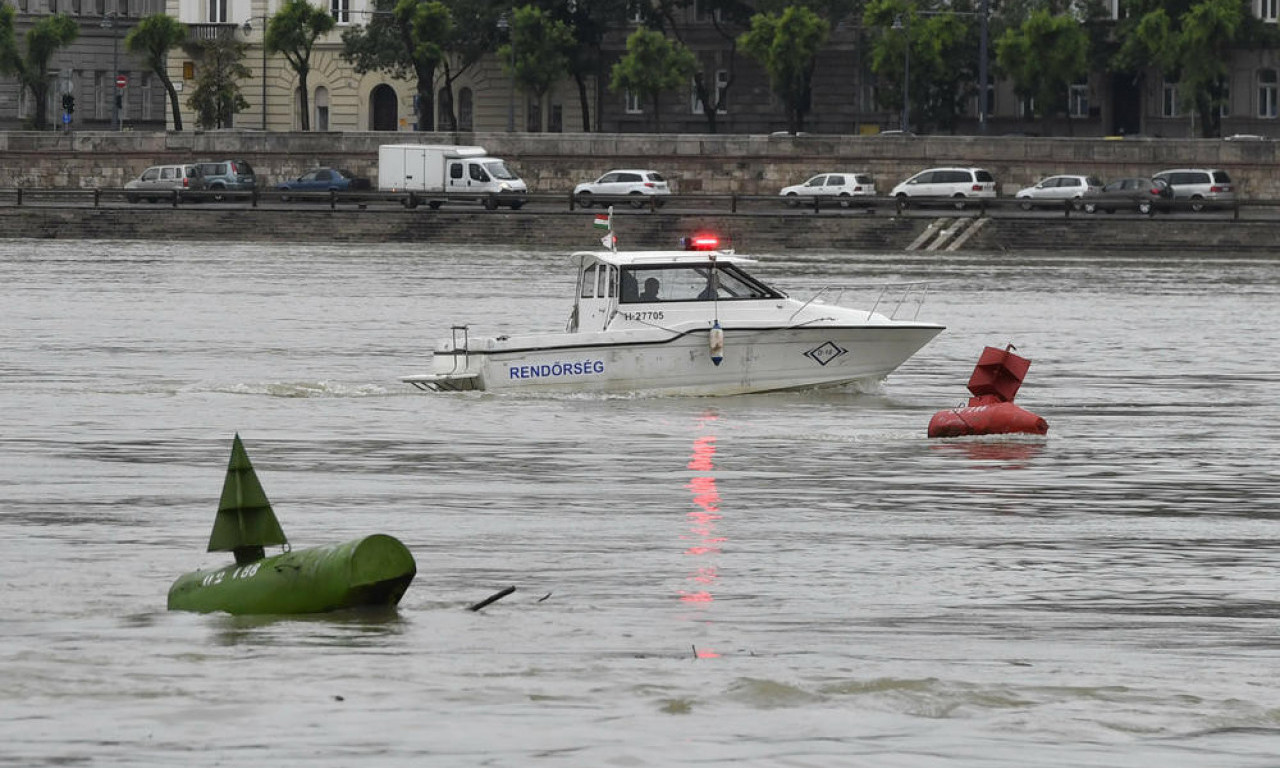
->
[1151,168,1236,211]
[780,172,876,207]
[891,167,997,208]
[574,169,671,208]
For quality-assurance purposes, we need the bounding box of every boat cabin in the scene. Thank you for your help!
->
[568,250,785,332]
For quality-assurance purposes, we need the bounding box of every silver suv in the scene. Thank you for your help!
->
[573,169,671,208]
[891,167,997,208]
[124,163,207,203]
[1151,168,1236,211]
[197,159,256,201]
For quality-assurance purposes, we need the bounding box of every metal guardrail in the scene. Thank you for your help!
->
[0,187,1257,220]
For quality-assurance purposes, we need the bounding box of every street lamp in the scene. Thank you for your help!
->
[496,13,514,132]
[892,15,909,133]
[242,17,268,130]
[100,13,120,131]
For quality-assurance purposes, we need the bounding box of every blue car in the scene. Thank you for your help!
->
[276,167,370,201]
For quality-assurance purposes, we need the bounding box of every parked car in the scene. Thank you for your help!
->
[1014,174,1103,209]
[197,159,257,201]
[1081,177,1173,215]
[276,168,372,201]
[890,167,997,208]
[779,172,876,207]
[573,169,671,208]
[124,163,207,203]
[1151,168,1236,211]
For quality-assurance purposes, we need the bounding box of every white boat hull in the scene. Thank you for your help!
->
[405,324,942,396]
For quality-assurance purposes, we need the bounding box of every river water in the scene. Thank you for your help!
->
[1,238,1278,767]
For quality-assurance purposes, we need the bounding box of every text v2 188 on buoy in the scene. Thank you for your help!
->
[167,434,417,615]
[927,345,1048,438]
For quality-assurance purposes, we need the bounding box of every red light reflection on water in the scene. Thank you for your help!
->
[680,416,723,608]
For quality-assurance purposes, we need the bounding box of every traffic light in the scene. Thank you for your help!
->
[61,93,74,115]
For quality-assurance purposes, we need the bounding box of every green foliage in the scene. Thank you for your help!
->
[185,36,251,129]
[1110,0,1246,136]
[496,5,574,130]
[739,6,830,134]
[650,0,755,133]
[609,27,696,131]
[266,0,337,130]
[125,14,189,131]
[0,9,79,130]
[996,8,1088,125]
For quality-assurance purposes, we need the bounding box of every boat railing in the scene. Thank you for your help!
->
[794,281,931,322]
[447,325,470,372]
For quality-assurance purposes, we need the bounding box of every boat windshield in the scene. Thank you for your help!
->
[619,263,784,303]
[483,161,519,181]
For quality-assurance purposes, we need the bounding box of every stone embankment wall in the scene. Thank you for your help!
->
[3,204,1279,253]
[2,130,1279,198]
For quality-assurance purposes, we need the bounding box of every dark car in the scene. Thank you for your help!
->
[1082,177,1173,215]
[198,159,257,201]
[276,167,371,201]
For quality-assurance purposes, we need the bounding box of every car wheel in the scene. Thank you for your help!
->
[509,200,525,210]
[211,185,226,203]
[629,192,646,209]
[838,193,852,209]
[784,192,799,208]
[1019,200,1032,211]
[483,196,498,211]
[428,201,443,210]
[1190,195,1205,213]
[126,193,139,204]
[279,191,291,202]
[1083,202,1097,214]
[952,194,967,210]
[1138,201,1152,215]
[576,192,592,208]
[895,193,909,210]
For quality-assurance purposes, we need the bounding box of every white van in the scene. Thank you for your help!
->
[378,144,527,210]
[891,167,997,208]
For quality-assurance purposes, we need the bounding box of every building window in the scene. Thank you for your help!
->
[1019,95,1036,118]
[1162,80,1179,117]
[141,72,152,120]
[1261,0,1278,22]
[207,0,226,23]
[1218,80,1230,117]
[314,86,329,131]
[1259,69,1278,117]
[691,74,727,114]
[625,90,642,114]
[95,70,108,119]
[330,0,349,24]
[1069,82,1088,118]
[526,94,541,131]
[549,103,562,132]
[458,87,473,130]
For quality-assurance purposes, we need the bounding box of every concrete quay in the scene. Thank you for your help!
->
[3,130,1280,199]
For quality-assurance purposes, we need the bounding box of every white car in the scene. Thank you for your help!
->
[574,169,671,208]
[1015,174,1104,209]
[890,167,997,208]
[779,172,876,207]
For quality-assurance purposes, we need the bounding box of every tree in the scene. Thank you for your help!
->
[610,27,696,132]
[185,35,251,129]
[497,5,574,131]
[266,0,336,131]
[996,8,1088,132]
[341,0,451,131]
[125,14,188,131]
[651,0,754,134]
[739,6,830,134]
[530,0,631,132]
[435,0,504,131]
[0,7,79,131]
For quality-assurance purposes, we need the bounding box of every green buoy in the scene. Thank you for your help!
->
[167,434,416,615]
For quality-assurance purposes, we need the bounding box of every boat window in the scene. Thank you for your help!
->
[619,264,783,303]
[606,265,617,297]
[580,264,598,298]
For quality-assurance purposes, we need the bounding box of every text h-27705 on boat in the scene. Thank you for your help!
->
[402,219,946,396]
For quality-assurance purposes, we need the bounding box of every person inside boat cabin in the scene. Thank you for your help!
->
[640,277,660,301]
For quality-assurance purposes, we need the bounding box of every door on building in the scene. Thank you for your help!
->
[1111,73,1141,136]
[371,84,399,131]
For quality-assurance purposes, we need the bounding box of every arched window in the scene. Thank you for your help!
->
[1259,69,1277,118]
[314,86,329,131]
[458,87,473,130]
[370,84,398,130]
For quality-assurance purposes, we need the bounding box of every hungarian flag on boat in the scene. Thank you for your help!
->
[593,213,610,230]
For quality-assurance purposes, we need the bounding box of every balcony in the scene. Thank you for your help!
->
[187,22,242,42]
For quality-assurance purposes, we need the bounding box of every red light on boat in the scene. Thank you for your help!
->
[682,234,721,251]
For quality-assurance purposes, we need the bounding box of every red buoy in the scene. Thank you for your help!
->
[928,345,1048,438]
